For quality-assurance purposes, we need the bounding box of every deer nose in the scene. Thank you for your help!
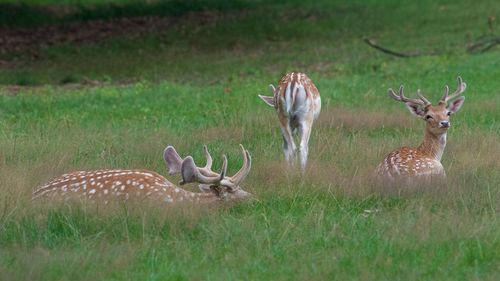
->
[440,121,450,128]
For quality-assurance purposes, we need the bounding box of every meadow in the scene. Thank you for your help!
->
[0,0,499,280]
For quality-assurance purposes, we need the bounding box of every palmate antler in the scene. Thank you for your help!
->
[440,76,466,104]
[180,154,227,185]
[164,146,183,175]
[164,145,217,177]
[387,85,431,107]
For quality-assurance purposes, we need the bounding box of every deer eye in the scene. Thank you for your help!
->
[446,111,451,116]
[425,115,433,120]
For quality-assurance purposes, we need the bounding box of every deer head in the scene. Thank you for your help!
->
[388,77,466,135]
[164,144,252,200]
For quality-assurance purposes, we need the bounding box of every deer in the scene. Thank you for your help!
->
[375,77,467,183]
[33,145,252,203]
[258,72,321,172]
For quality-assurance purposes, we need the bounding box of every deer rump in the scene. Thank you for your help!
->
[278,81,320,128]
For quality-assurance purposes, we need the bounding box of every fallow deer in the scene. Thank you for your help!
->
[375,77,467,182]
[33,145,252,203]
[258,72,321,172]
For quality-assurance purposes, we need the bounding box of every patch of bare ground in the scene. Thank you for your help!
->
[0,77,127,95]
[0,16,173,58]
[0,9,249,61]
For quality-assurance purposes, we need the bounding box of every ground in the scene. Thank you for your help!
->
[0,0,499,280]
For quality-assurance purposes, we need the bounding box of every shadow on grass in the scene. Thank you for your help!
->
[0,0,258,27]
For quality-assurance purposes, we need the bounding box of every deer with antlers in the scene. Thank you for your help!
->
[375,77,467,182]
[259,72,321,172]
[33,145,252,203]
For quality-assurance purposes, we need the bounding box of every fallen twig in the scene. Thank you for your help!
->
[362,38,436,58]
[467,36,500,54]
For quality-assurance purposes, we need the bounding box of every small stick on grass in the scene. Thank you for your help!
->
[467,36,500,54]
[363,38,437,58]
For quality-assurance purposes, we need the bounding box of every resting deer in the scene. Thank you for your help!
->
[375,77,467,182]
[33,145,252,203]
[258,72,321,171]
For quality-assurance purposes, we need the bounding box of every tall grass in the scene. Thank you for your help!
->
[0,0,499,280]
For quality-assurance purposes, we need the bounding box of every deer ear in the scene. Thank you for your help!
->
[405,102,426,117]
[258,95,275,107]
[447,96,465,113]
[164,146,183,175]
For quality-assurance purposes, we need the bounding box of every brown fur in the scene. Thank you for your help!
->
[32,169,218,203]
[376,78,466,182]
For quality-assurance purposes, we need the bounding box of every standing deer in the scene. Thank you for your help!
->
[33,145,252,203]
[258,72,321,172]
[375,77,467,182]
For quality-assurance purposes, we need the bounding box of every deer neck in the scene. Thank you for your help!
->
[417,128,447,161]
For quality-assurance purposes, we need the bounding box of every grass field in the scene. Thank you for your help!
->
[0,0,499,280]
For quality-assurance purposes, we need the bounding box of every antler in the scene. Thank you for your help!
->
[164,145,219,177]
[164,146,183,175]
[167,144,252,192]
[440,76,466,104]
[197,145,221,177]
[387,85,431,106]
[180,154,227,185]
[221,144,252,191]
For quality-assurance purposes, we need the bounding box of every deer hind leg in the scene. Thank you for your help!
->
[280,123,296,168]
[298,117,313,172]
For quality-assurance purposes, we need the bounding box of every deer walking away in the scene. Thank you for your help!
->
[258,72,321,172]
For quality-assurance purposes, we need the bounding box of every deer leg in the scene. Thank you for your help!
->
[298,118,313,172]
[280,123,296,167]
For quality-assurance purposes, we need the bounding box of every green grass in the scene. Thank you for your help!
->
[1,0,499,280]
